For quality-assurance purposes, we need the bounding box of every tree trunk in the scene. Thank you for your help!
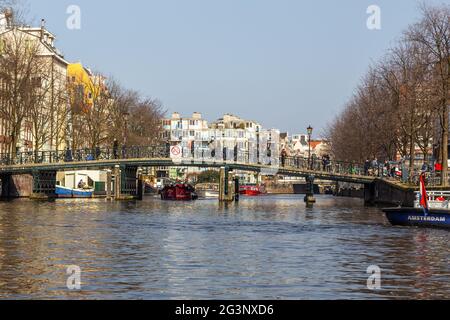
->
[409,136,415,183]
[441,105,449,187]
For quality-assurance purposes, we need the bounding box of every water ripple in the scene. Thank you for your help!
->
[0,195,449,299]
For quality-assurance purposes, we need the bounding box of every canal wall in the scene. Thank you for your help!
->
[0,174,33,198]
[334,182,364,199]
[293,183,321,195]
[265,183,295,194]
[336,188,364,198]
[364,179,416,207]
[266,182,337,195]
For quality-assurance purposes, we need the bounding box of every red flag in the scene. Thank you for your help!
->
[419,173,429,212]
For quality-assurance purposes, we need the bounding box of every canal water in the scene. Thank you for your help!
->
[0,195,448,300]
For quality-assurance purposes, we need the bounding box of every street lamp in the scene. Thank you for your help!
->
[256,126,260,164]
[123,111,130,146]
[307,125,313,169]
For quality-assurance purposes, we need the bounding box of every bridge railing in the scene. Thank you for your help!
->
[0,145,370,178]
[0,146,168,166]
[281,156,365,177]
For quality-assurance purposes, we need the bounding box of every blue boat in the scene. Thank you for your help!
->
[56,185,93,198]
[383,173,450,229]
[383,208,450,229]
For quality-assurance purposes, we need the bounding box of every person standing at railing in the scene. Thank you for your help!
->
[281,149,287,167]
[384,161,390,177]
[113,139,119,159]
[95,147,101,160]
[64,147,73,162]
[371,158,379,176]
[364,159,370,176]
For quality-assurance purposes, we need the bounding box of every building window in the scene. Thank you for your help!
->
[32,77,42,88]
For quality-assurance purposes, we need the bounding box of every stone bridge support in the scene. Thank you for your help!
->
[1,172,50,200]
[304,175,316,206]
[113,165,144,200]
[219,167,238,202]
[364,180,415,207]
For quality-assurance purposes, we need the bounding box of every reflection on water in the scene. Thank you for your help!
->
[0,195,448,299]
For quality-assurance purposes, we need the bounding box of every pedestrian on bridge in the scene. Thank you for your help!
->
[364,159,370,176]
[113,139,119,159]
[64,147,73,162]
[281,149,287,167]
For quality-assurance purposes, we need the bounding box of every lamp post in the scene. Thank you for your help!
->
[256,126,260,164]
[307,125,313,169]
[305,125,316,206]
[123,111,130,146]
[122,111,130,159]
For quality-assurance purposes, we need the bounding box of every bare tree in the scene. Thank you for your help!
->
[27,58,69,155]
[328,3,449,185]
[106,81,165,148]
[0,29,44,155]
[128,98,164,146]
[378,40,433,180]
[406,3,450,185]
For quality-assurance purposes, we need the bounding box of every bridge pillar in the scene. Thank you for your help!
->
[219,167,236,202]
[304,175,316,206]
[137,168,144,201]
[364,182,376,205]
[114,165,121,200]
[234,177,240,202]
[106,170,113,200]
[0,174,11,199]
[1,173,34,199]
[114,165,142,200]
[30,170,57,200]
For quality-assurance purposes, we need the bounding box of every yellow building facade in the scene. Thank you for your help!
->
[67,62,95,113]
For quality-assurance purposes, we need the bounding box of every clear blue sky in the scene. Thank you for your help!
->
[24,0,447,135]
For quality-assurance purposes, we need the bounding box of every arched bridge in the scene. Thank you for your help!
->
[0,145,376,200]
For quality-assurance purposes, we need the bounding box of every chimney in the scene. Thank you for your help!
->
[192,112,202,120]
[1,8,13,28]
[171,112,181,120]
[40,19,45,40]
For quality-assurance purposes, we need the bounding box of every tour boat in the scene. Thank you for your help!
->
[56,185,94,198]
[195,183,219,199]
[239,184,266,196]
[160,184,198,201]
[383,174,450,229]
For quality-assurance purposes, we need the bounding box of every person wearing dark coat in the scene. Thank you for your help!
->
[113,139,119,159]
[64,147,73,162]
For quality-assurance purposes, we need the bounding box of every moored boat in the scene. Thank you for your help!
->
[382,173,450,229]
[56,185,93,198]
[239,184,266,196]
[160,184,198,201]
[383,207,450,229]
[195,183,219,199]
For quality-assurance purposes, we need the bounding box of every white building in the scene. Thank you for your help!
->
[0,13,69,154]
[280,132,330,159]
[160,113,281,178]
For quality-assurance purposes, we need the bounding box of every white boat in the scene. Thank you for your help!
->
[195,183,219,198]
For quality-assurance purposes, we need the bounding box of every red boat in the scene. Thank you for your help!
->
[160,184,198,201]
[239,184,266,196]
